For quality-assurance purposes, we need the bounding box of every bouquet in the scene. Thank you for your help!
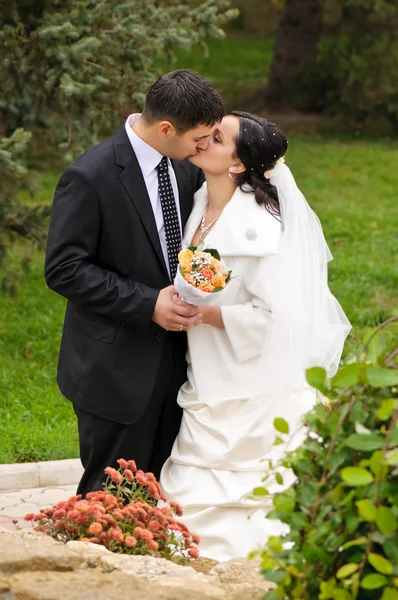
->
[174,247,232,305]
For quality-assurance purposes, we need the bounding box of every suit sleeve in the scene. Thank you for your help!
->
[45,166,159,330]
[220,256,275,363]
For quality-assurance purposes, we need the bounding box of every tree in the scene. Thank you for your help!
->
[266,0,324,108]
[0,0,238,272]
[266,0,398,131]
[1,0,237,160]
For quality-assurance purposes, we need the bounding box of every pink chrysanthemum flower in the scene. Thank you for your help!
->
[134,527,153,541]
[148,483,160,500]
[109,527,124,543]
[188,546,200,559]
[149,520,161,532]
[125,536,137,548]
[170,501,183,517]
[147,539,159,551]
[127,460,137,472]
[88,522,103,535]
[104,467,123,484]
[124,469,134,482]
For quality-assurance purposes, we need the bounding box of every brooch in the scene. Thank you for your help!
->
[245,228,257,241]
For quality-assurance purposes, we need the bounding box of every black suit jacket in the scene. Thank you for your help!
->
[45,125,204,424]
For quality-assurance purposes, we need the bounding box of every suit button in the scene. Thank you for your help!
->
[156,333,163,342]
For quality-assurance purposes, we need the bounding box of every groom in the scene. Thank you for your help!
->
[45,69,224,495]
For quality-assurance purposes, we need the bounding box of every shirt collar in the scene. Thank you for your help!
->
[125,113,167,177]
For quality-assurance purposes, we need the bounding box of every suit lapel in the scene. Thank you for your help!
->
[114,127,167,272]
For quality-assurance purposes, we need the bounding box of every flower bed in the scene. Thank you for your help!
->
[24,459,200,561]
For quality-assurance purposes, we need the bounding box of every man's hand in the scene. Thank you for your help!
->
[152,286,202,331]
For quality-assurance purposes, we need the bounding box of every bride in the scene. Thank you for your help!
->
[159,111,351,561]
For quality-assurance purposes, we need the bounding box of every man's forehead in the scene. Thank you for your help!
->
[190,123,218,138]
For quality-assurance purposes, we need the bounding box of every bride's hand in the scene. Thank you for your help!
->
[171,295,224,329]
[197,305,224,329]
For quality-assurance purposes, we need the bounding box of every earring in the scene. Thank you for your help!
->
[228,167,234,180]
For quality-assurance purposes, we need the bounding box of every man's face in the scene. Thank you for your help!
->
[161,123,216,160]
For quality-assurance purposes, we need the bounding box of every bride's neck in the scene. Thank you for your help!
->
[204,173,237,211]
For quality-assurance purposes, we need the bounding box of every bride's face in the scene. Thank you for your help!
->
[188,114,241,176]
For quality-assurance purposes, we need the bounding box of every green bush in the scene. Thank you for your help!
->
[313,1,398,132]
[254,318,398,599]
[0,0,237,160]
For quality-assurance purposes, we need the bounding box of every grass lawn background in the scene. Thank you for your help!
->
[1,36,397,463]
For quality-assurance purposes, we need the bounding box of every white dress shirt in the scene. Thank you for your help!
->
[125,113,182,278]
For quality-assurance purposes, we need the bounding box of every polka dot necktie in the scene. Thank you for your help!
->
[156,156,181,281]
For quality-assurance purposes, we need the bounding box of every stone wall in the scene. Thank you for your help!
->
[0,527,275,600]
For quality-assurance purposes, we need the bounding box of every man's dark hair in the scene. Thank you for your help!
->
[142,69,224,133]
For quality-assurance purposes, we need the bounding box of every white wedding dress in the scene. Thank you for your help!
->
[159,184,320,561]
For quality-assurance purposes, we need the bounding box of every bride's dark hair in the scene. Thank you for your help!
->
[227,111,288,219]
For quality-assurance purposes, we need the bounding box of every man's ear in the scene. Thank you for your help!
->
[157,121,176,138]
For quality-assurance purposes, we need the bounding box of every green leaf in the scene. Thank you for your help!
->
[391,425,398,445]
[261,555,275,570]
[306,366,329,391]
[332,363,361,388]
[275,472,284,485]
[188,245,196,252]
[263,590,280,600]
[268,536,283,553]
[253,486,269,496]
[377,399,397,421]
[368,553,393,575]
[341,467,374,486]
[261,570,285,584]
[383,534,398,563]
[204,248,220,260]
[333,591,353,600]
[370,450,388,479]
[225,270,232,284]
[273,436,284,446]
[386,449,398,466]
[367,367,398,388]
[361,573,388,589]
[274,417,289,434]
[319,577,336,599]
[356,499,377,521]
[336,563,359,579]
[342,536,368,549]
[381,588,398,600]
[376,506,397,534]
[274,494,295,514]
[364,329,394,363]
[179,266,185,278]
[211,286,224,293]
[345,433,385,451]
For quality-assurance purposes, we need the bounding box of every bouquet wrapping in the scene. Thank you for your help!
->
[173,247,231,305]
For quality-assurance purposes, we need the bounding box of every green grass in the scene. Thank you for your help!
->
[1,134,397,463]
[159,35,275,103]
[1,34,397,463]
[0,247,78,463]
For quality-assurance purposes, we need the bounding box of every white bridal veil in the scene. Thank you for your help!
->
[255,162,351,396]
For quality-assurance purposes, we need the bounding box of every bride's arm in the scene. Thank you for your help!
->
[202,255,275,362]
